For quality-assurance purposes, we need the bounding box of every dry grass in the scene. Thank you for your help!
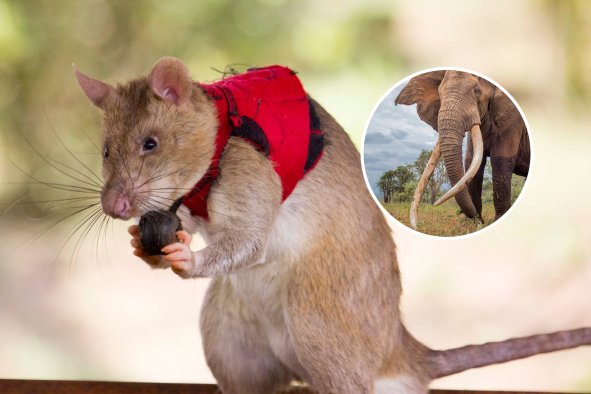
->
[382,200,496,237]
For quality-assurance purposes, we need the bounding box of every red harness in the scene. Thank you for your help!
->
[182,66,324,219]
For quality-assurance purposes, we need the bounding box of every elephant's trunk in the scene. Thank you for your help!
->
[435,125,483,210]
[435,108,482,218]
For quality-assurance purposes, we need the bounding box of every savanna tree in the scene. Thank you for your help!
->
[378,170,396,203]
[378,165,415,203]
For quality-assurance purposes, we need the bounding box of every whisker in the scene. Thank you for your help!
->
[138,193,184,202]
[135,195,173,213]
[47,156,103,188]
[4,111,112,267]
[17,202,102,252]
[152,197,233,221]
[1,196,100,207]
[31,196,99,204]
[136,187,194,193]
[134,153,146,190]
[136,187,234,220]
[113,144,134,188]
[103,215,114,266]
[136,162,196,189]
[75,124,102,154]
[2,194,32,215]
[4,153,102,194]
[51,206,103,273]
[202,208,232,220]
[42,199,102,213]
[134,195,194,222]
[41,107,104,185]
[136,193,187,211]
[69,207,105,273]
[141,187,235,199]
[1,181,94,187]
[15,127,102,189]
[94,212,111,263]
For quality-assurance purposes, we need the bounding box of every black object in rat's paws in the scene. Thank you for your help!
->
[138,210,183,255]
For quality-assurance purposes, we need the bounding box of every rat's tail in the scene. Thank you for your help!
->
[426,327,591,379]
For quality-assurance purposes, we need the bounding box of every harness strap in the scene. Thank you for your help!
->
[182,66,324,220]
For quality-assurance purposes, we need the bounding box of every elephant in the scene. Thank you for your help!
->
[395,70,530,229]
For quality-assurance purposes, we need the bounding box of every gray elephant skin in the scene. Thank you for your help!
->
[395,70,530,225]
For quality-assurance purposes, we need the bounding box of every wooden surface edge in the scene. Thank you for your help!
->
[0,379,585,394]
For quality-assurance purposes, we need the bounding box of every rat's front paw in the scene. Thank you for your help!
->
[128,225,170,269]
[162,231,201,278]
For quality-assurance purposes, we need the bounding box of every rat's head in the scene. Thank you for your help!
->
[75,57,217,220]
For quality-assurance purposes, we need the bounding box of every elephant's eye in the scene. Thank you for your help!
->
[474,85,482,96]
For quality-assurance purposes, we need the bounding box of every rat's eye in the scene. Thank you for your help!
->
[142,137,158,152]
[103,145,109,159]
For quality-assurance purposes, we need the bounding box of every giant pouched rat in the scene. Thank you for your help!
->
[75,57,591,394]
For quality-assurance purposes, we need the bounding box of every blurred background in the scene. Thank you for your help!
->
[0,0,590,391]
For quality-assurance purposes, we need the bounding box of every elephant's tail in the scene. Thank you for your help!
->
[426,327,591,379]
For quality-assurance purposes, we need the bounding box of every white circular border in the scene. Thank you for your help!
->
[360,66,535,241]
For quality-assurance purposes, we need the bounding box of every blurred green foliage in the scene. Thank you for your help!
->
[0,0,405,207]
[0,0,589,207]
[541,0,591,110]
[0,1,590,388]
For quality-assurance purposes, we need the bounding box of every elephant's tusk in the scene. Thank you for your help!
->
[434,124,484,207]
[410,139,441,230]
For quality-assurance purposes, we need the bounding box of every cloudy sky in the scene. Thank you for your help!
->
[363,82,438,199]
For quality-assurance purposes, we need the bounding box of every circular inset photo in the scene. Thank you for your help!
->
[362,68,531,237]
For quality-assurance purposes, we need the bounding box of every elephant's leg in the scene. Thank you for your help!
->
[201,278,294,394]
[490,127,522,221]
[490,155,517,221]
[514,127,530,177]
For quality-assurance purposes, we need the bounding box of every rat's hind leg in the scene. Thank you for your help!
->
[283,249,406,394]
[201,278,293,394]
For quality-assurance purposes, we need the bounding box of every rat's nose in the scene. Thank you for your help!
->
[112,196,130,218]
[102,192,131,219]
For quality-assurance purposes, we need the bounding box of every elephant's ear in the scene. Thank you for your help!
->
[395,70,445,131]
[488,83,525,134]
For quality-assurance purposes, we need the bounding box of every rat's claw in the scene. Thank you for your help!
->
[161,242,183,255]
[128,225,139,236]
[164,250,190,263]
[162,240,195,278]
[162,242,192,263]
[176,230,192,246]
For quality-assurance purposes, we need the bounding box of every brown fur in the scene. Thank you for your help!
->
[76,58,591,394]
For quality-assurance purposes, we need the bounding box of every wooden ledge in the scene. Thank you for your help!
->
[0,379,581,394]
[0,379,217,394]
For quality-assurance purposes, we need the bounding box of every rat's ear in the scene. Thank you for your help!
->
[395,70,445,130]
[73,65,114,109]
[149,57,193,107]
